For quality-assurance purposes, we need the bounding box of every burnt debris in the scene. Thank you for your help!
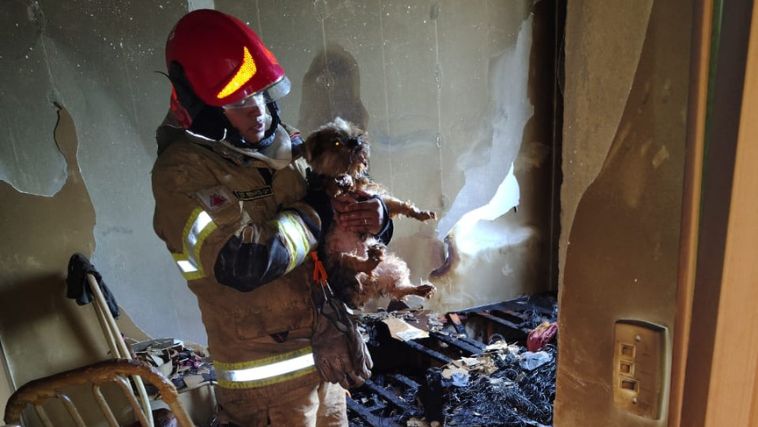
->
[349,294,558,427]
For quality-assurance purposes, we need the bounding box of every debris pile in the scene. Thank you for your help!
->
[431,344,556,426]
[349,295,558,426]
[131,338,215,394]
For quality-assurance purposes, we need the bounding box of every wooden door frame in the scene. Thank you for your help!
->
[667,0,713,424]
[670,0,758,424]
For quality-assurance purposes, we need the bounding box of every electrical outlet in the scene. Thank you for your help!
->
[613,320,666,419]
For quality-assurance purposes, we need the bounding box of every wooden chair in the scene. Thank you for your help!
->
[3,359,194,427]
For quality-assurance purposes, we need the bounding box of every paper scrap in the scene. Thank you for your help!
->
[383,317,430,341]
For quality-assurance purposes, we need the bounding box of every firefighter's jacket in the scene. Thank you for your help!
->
[152,121,322,393]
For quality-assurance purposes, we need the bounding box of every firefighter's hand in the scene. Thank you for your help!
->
[333,193,384,235]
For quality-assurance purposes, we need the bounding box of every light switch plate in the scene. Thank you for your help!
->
[613,320,667,419]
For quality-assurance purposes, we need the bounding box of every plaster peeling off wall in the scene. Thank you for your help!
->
[0,1,66,196]
[215,0,554,309]
[436,16,533,238]
[0,0,206,349]
[0,105,103,418]
[216,0,545,309]
[429,16,535,313]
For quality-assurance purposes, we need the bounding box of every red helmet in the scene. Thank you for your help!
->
[165,9,290,110]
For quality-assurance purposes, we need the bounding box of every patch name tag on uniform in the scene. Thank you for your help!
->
[234,186,273,201]
[195,186,236,212]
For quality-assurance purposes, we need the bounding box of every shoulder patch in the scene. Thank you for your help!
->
[195,186,236,211]
[233,186,274,201]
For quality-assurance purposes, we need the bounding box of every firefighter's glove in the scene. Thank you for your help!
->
[311,290,373,388]
[303,169,334,235]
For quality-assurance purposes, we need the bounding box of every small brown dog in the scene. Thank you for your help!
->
[304,118,436,308]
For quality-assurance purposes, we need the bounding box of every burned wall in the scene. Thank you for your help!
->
[0,105,108,418]
[556,0,691,425]
[0,0,556,415]
[216,0,557,312]
[0,0,200,417]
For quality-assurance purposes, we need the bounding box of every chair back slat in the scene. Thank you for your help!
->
[114,376,150,427]
[57,393,87,426]
[92,384,120,427]
[31,405,53,427]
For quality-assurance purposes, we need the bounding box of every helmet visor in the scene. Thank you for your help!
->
[222,75,291,110]
[222,92,266,110]
[262,75,291,103]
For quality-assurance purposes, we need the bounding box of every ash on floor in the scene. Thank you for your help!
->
[348,294,558,427]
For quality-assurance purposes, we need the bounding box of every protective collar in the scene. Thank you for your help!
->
[186,124,294,169]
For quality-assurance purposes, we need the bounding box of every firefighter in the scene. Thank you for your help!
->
[152,9,391,425]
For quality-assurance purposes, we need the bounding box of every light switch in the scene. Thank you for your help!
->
[613,320,667,419]
[619,361,634,375]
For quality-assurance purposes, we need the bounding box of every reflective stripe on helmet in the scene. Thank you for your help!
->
[275,211,316,274]
[216,46,257,100]
[172,208,217,280]
[215,346,316,389]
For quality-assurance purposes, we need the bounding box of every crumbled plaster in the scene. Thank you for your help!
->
[429,15,538,313]
[436,16,533,239]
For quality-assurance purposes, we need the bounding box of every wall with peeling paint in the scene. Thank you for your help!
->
[556,0,691,425]
[0,105,149,422]
[0,0,556,416]
[0,1,201,417]
[216,0,557,313]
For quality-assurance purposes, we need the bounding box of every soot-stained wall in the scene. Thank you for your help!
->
[0,1,555,413]
[0,1,199,415]
[556,0,691,425]
[217,0,557,312]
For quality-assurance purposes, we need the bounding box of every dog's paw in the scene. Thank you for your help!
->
[335,174,354,191]
[414,282,436,298]
[412,209,437,222]
[367,244,386,264]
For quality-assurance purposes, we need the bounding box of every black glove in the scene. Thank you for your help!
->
[303,169,334,236]
[66,253,119,318]
[374,197,394,244]
[311,283,373,388]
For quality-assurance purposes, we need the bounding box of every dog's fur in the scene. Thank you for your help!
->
[304,118,436,307]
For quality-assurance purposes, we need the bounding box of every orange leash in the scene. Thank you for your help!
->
[310,251,328,287]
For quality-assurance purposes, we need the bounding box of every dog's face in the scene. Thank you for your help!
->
[304,118,369,178]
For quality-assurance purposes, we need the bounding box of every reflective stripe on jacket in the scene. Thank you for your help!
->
[214,346,316,389]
